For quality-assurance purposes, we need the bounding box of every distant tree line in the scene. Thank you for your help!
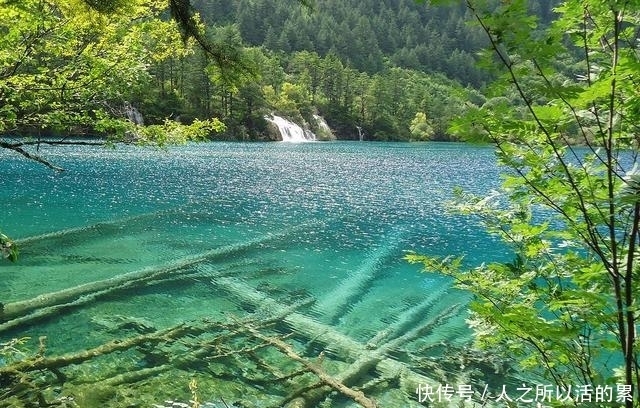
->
[195,0,491,85]
[133,0,517,141]
[141,0,560,141]
[146,36,487,141]
[0,0,559,142]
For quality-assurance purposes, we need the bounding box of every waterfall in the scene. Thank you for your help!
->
[124,102,144,126]
[265,115,316,142]
[314,114,331,134]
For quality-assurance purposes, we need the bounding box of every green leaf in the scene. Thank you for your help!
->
[0,232,18,263]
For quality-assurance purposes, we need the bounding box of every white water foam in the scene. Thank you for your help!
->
[266,115,316,142]
[313,114,331,134]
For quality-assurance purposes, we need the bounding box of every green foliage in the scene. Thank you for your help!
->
[0,0,231,155]
[406,190,614,387]
[415,0,640,404]
[0,0,189,136]
[409,112,434,141]
[0,232,18,263]
[135,118,225,145]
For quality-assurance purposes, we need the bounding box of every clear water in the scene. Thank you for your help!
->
[0,141,506,406]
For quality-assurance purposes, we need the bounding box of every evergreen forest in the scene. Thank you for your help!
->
[1,0,555,144]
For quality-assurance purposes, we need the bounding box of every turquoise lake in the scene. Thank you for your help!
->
[0,141,508,407]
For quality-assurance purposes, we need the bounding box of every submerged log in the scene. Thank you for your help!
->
[211,276,464,407]
[3,226,473,407]
[312,230,404,324]
[366,283,452,348]
[214,276,366,359]
[1,220,322,326]
[2,301,346,408]
[0,323,192,375]
[95,298,317,387]
[283,293,464,407]
[1,268,471,408]
[14,206,186,246]
[0,261,241,333]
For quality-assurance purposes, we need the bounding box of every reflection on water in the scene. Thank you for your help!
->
[0,142,507,407]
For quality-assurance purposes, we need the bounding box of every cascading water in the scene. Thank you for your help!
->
[265,115,316,142]
[313,114,335,140]
[313,114,331,134]
[124,102,144,125]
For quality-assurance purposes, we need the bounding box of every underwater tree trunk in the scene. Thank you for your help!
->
[212,276,464,406]
[312,232,402,324]
[1,220,321,327]
[283,294,464,407]
[0,323,193,375]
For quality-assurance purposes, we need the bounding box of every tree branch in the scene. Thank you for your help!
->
[0,141,65,172]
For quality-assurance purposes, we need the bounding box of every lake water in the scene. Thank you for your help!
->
[0,141,507,407]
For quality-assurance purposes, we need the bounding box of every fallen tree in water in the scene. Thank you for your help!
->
[0,270,481,408]
[0,213,494,407]
[0,219,324,332]
[0,298,381,407]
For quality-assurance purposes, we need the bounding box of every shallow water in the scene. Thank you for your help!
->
[0,141,507,406]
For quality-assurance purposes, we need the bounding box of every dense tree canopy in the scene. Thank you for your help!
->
[410,0,640,406]
[1,0,498,145]
[0,0,223,142]
[195,0,491,85]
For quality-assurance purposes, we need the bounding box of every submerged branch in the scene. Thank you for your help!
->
[0,323,192,375]
[245,325,378,408]
[0,220,323,328]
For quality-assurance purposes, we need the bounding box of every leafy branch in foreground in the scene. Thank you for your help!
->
[0,0,227,170]
[0,117,225,173]
[413,0,640,406]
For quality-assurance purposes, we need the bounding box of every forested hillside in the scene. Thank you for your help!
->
[146,0,503,141]
[0,0,556,142]
[194,0,490,86]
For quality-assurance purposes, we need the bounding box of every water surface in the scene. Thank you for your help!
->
[0,141,505,407]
